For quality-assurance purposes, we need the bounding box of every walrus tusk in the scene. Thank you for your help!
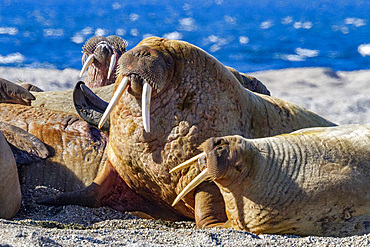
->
[107,54,117,80]
[169,152,207,173]
[172,168,210,206]
[79,54,95,77]
[98,76,129,129]
[142,81,152,132]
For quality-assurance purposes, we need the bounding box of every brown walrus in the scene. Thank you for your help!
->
[171,125,370,237]
[40,37,336,226]
[0,130,21,219]
[79,35,128,88]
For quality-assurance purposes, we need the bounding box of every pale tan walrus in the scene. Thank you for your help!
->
[39,37,337,226]
[171,125,370,236]
[0,130,21,219]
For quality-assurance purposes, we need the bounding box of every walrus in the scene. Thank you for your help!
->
[79,35,128,88]
[27,35,127,115]
[0,130,21,219]
[171,125,370,236]
[39,37,336,227]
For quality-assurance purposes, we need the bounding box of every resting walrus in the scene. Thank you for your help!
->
[40,37,336,227]
[171,125,370,237]
[0,130,21,219]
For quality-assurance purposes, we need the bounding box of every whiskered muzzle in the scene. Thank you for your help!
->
[98,76,153,133]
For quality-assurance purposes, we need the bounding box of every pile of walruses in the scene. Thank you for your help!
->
[0,36,368,237]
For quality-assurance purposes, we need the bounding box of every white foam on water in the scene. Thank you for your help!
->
[0,53,25,64]
[163,31,183,40]
[293,21,313,29]
[130,29,139,36]
[178,17,197,31]
[116,29,126,36]
[224,15,236,25]
[260,21,273,29]
[71,27,94,44]
[129,13,140,22]
[279,48,319,62]
[332,25,349,34]
[0,27,18,35]
[358,44,370,57]
[345,17,366,27]
[43,29,64,37]
[95,28,108,36]
[239,36,249,44]
[282,16,293,25]
[295,48,319,58]
[112,2,122,10]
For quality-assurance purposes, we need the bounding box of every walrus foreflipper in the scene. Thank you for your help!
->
[0,121,49,165]
[73,81,110,131]
[0,78,35,105]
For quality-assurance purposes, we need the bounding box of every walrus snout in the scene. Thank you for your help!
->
[200,137,231,180]
[94,43,113,67]
[117,44,174,94]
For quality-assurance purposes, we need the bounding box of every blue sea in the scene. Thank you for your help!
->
[0,0,369,72]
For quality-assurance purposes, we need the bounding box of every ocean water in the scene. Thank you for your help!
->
[0,0,369,72]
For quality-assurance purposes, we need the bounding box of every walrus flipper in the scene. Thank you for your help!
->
[0,121,49,165]
[73,81,110,131]
[226,66,271,96]
[0,78,35,105]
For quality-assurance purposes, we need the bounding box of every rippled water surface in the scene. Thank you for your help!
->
[0,0,369,72]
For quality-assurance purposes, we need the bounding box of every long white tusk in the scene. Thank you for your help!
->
[98,76,129,129]
[142,82,152,133]
[79,54,94,77]
[107,54,117,80]
[169,152,207,173]
[172,169,210,206]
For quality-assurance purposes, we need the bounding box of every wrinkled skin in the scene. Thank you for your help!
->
[0,36,126,218]
[0,103,109,191]
[42,37,336,226]
[190,125,370,236]
[0,130,21,219]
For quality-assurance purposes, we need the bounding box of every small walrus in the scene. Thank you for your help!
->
[171,125,370,237]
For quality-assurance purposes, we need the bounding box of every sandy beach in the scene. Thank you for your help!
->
[0,66,369,246]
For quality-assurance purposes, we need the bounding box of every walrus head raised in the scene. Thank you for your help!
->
[80,35,127,88]
[170,135,255,206]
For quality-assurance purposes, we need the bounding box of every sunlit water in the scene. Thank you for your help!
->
[0,0,369,72]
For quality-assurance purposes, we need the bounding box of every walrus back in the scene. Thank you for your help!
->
[0,104,108,192]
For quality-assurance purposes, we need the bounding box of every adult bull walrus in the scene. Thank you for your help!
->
[39,37,336,227]
[171,125,370,237]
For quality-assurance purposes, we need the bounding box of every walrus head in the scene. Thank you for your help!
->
[80,36,127,88]
[170,135,255,206]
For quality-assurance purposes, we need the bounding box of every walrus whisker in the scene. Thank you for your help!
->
[142,81,152,132]
[79,54,94,77]
[172,168,211,206]
[170,152,207,173]
[107,54,117,80]
[98,76,129,129]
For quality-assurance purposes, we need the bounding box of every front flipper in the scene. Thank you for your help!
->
[0,121,49,165]
[73,81,110,131]
[194,181,228,228]
[38,161,187,221]
[0,78,35,105]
